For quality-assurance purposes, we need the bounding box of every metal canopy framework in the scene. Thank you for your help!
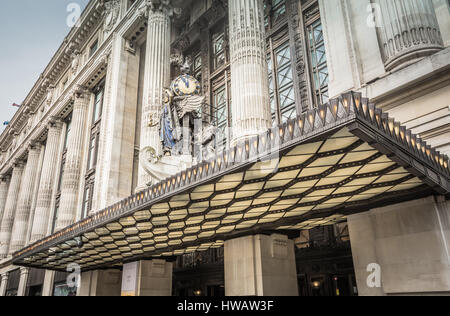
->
[13,92,450,272]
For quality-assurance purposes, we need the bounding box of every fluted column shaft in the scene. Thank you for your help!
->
[9,145,42,254]
[30,121,63,242]
[0,273,8,296]
[229,0,271,145]
[138,4,172,188]
[17,267,30,296]
[55,89,90,231]
[375,0,443,70]
[0,163,24,258]
[0,176,10,230]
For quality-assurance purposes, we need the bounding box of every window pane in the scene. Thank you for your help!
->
[93,89,103,122]
[279,86,295,110]
[276,45,291,68]
[89,40,98,57]
[268,41,296,123]
[277,65,293,89]
[213,33,225,69]
[305,10,329,108]
[212,86,228,145]
[63,119,71,149]
[87,136,98,170]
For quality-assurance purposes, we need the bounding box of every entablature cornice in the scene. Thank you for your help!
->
[0,40,112,175]
[0,0,107,146]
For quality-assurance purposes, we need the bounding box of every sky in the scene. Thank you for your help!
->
[0,0,90,133]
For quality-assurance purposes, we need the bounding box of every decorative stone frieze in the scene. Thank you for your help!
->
[103,0,121,33]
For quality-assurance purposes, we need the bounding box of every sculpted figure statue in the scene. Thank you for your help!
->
[141,56,219,182]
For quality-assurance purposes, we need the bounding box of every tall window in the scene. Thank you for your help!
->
[211,79,231,146]
[266,1,296,125]
[82,84,104,218]
[212,31,226,71]
[265,0,287,30]
[191,52,203,82]
[52,114,72,233]
[267,35,296,124]
[89,40,99,58]
[209,24,232,147]
[303,0,329,107]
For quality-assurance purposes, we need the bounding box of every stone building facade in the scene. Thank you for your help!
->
[0,0,449,296]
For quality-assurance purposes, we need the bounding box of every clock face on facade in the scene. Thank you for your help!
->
[171,75,201,96]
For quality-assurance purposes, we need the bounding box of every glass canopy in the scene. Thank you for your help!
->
[13,92,450,272]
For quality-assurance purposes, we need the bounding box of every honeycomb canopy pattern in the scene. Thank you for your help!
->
[13,92,450,272]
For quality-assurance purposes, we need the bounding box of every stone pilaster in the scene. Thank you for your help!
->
[228,0,271,145]
[138,1,173,189]
[55,86,90,231]
[9,144,42,254]
[0,175,10,230]
[374,0,443,70]
[0,162,25,258]
[30,119,64,242]
[0,272,8,296]
[121,260,172,296]
[77,269,122,296]
[224,234,299,296]
[41,270,56,296]
[17,267,30,296]
[348,196,450,296]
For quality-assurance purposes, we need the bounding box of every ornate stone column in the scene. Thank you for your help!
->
[0,162,24,258]
[55,86,90,231]
[138,0,173,189]
[374,0,443,70]
[17,267,30,296]
[9,143,42,254]
[0,273,9,296]
[0,175,10,229]
[30,119,63,242]
[229,0,271,145]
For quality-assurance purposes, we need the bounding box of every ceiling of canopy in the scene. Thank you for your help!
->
[13,92,450,272]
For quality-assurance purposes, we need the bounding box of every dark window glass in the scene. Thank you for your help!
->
[87,136,97,171]
[53,282,77,296]
[81,185,92,219]
[213,85,228,145]
[89,40,98,57]
[265,0,287,30]
[192,53,202,81]
[63,116,72,150]
[212,32,226,70]
[93,88,103,123]
[267,39,296,124]
[304,3,329,107]
[83,84,104,218]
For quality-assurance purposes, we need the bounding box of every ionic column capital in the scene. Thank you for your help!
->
[71,85,90,100]
[19,267,30,275]
[47,116,64,129]
[141,0,179,18]
[12,159,25,169]
[27,141,43,152]
[1,272,8,281]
